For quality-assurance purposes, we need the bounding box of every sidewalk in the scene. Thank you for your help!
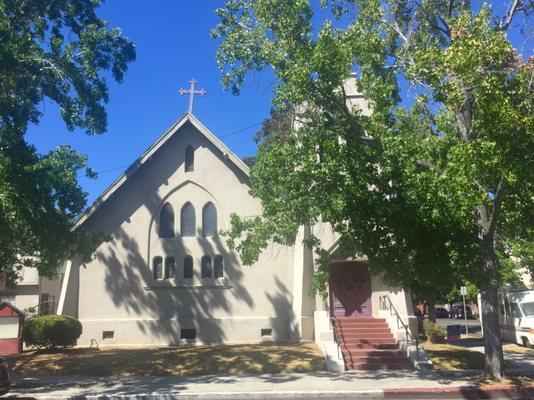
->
[8,370,534,399]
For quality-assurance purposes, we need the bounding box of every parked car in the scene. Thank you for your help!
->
[0,358,10,396]
[435,307,449,319]
[450,303,474,319]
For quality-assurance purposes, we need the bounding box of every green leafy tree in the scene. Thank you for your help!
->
[0,1,135,285]
[212,0,533,378]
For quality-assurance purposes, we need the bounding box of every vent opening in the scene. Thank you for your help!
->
[261,328,273,337]
[102,331,114,340]
[180,328,196,340]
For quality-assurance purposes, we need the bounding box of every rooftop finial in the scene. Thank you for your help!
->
[179,78,206,114]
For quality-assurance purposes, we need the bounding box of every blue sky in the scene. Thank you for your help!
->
[26,1,275,205]
[26,1,531,206]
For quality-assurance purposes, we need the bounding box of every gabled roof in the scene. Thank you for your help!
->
[75,112,250,228]
[0,301,25,316]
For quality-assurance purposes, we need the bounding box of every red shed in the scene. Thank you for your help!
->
[0,302,24,355]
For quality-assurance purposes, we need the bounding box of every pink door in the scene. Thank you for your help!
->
[330,262,372,317]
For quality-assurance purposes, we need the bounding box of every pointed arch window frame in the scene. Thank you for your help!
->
[180,202,196,237]
[202,202,218,237]
[159,202,175,238]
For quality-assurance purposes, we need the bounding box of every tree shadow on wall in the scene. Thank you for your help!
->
[99,224,254,344]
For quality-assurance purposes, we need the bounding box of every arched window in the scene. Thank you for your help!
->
[181,202,196,237]
[165,256,176,279]
[202,202,217,236]
[214,255,224,279]
[184,255,193,279]
[153,256,163,280]
[159,203,174,238]
[185,145,194,172]
[201,255,212,279]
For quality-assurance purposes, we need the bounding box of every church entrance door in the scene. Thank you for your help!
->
[329,261,372,317]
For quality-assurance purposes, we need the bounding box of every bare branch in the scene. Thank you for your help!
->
[499,0,526,31]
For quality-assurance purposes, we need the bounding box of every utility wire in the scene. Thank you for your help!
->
[94,121,262,174]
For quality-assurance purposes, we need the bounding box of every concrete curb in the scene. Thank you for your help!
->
[383,384,534,399]
[19,384,534,400]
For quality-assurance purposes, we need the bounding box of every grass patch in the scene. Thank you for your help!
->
[422,342,486,370]
[503,343,534,354]
[11,343,326,377]
[467,375,534,387]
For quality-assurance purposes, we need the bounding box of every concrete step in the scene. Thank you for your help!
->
[333,317,386,324]
[341,348,407,358]
[339,332,395,339]
[344,355,409,363]
[342,342,399,350]
[338,327,392,334]
[346,361,412,370]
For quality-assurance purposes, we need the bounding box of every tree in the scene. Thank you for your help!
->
[0,0,136,285]
[212,0,533,378]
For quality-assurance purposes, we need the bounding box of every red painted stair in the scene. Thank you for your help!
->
[332,317,412,371]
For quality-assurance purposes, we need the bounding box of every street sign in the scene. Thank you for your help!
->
[460,286,469,337]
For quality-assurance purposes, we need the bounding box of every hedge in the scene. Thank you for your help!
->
[423,319,447,343]
[23,315,82,350]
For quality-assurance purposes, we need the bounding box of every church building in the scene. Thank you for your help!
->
[54,81,419,370]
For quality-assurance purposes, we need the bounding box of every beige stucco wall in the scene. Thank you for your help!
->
[64,121,296,346]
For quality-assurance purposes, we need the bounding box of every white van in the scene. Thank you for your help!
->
[499,290,534,347]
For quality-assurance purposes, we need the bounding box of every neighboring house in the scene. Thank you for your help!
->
[50,80,419,370]
[0,266,63,315]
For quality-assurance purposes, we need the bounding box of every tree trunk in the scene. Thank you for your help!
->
[480,242,504,379]
[426,292,436,322]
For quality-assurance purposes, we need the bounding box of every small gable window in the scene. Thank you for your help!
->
[159,203,174,238]
[184,255,193,280]
[214,255,224,279]
[185,145,194,172]
[181,202,196,237]
[201,255,212,279]
[202,202,217,237]
[165,256,176,279]
[153,256,163,280]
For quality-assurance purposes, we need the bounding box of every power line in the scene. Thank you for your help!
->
[94,120,262,174]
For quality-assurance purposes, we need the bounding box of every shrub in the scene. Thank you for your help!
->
[423,319,446,343]
[23,315,82,350]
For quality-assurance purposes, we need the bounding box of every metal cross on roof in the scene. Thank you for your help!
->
[179,78,206,114]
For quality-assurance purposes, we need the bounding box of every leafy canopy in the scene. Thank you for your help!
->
[212,0,533,297]
[0,0,135,284]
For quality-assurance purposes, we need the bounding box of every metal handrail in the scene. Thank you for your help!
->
[379,295,420,361]
[328,316,344,360]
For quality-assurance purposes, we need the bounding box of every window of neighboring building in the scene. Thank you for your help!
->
[153,256,163,280]
[184,255,193,280]
[165,256,176,279]
[185,145,194,172]
[214,255,224,279]
[201,255,212,279]
[202,202,217,236]
[159,203,174,238]
[181,202,196,236]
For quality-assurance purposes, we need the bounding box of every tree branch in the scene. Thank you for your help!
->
[485,180,507,240]
[499,0,526,31]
